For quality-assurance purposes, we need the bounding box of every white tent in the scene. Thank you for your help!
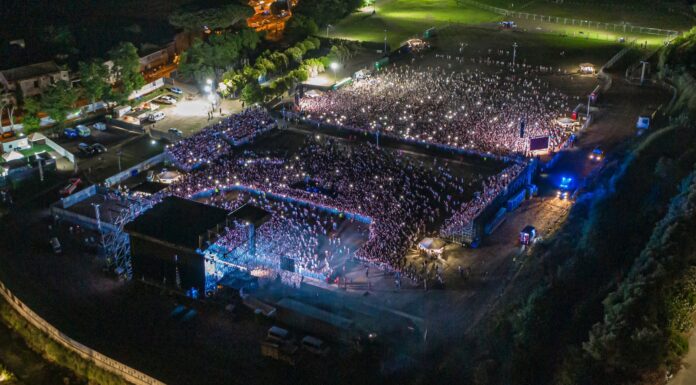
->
[2,150,24,162]
[418,237,446,255]
[27,132,47,142]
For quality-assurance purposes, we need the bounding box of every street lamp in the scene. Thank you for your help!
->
[330,62,339,81]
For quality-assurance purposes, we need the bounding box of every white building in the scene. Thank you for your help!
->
[0,61,69,104]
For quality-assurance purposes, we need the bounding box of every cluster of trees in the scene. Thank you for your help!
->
[659,26,696,73]
[178,29,261,85]
[293,0,363,27]
[582,168,696,382]
[476,120,696,385]
[219,36,323,103]
[21,42,144,133]
[169,3,252,45]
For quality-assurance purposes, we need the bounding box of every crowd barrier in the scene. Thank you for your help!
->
[0,280,165,385]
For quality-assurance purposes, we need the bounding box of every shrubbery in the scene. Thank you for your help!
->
[0,300,129,385]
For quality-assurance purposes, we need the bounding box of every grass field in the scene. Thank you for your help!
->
[478,0,695,31]
[433,25,626,70]
[332,0,502,47]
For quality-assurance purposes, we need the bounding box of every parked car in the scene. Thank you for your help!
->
[157,95,177,105]
[169,87,183,95]
[59,178,81,196]
[149,111,166,122]
[78,143,95,157]
[90,143,107,153]
[168,128,183,137]
[64,128,78,138]
[92,122,107,131]
[76,124,91,137]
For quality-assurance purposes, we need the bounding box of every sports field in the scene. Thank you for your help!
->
[332,0,502,47]
[478,0,695,32]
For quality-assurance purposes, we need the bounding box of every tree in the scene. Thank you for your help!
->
[79,60,110,108]
[0,88,17,132]
[42,81,77,131]
[240,83,263,105]
[21,97,42,134]
[108,42,145,104]
[286,14,319,40]
[169,4,252,32]
[285,47,304,63]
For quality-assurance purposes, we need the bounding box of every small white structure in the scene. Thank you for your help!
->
[27,132,47,143]
[157,169,182,184]
[418,237,446,256]
[2,150,24,162]
[579,63,596,74]
[556,117,580,129]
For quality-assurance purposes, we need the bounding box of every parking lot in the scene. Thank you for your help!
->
[141,87,243,137]
[54,125,139,157]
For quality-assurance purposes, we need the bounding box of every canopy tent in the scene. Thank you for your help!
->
[27,132,47,142]
[418,237,446,255]
[2,150,24,162]
[579,63,596,74]
[556,117,579,129]
[304,90,323,98]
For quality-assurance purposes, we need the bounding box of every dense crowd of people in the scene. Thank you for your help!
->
[168,136,522,279]
[299,61,570,156]
[165,107,275,171]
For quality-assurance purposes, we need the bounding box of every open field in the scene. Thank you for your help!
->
[332,0,502,47]
[478,0,696,31]
[331,0,681,50]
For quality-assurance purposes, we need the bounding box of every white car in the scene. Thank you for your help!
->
[92,122,107,131]
[149,111,166,122]
[158,95,177,105]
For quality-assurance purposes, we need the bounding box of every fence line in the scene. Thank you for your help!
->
[0,280,166,385]
[461,0,679,37]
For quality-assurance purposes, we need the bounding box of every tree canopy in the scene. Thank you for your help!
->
[169,4,252,32]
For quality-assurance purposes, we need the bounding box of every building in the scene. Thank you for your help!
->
[247,0,299,40]
[124,196,231,294]
[0,61,69,104]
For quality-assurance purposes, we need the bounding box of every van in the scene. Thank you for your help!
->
[149,111,166,122]
[267,326,291,343]
[76,124,91,137]
[301,336,329,356]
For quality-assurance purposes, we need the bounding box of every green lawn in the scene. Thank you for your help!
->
[477,0,695,31]
[332,0,502,47]
[18,144,52,158]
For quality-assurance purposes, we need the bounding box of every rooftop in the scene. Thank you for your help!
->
[229,203,271,227]
[125,196,230,250]
[0,61,63,82]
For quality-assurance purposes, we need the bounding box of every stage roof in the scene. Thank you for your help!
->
[130,181,168,195]
[229,204,271,227]
[125,196,230,250]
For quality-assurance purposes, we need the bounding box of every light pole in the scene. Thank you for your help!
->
[330,62,339,82]
[640,61,648,85]
[117,149,123,172]
[326,24,333,39]
[384,29,388,54]
[512,42,518,68]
